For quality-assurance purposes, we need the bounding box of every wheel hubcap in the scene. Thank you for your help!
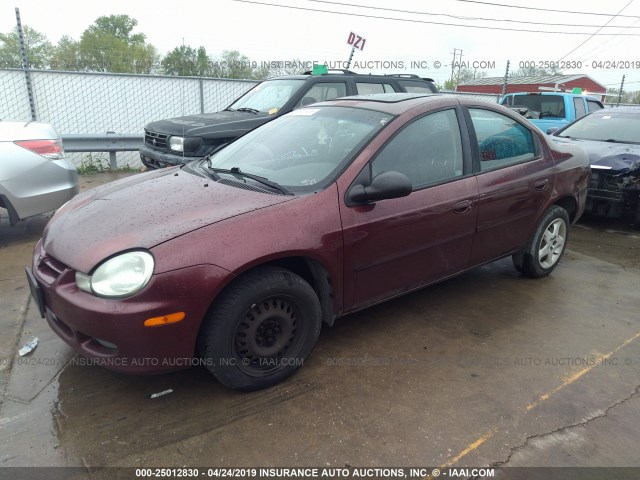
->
[234,298,297,370]
[538,218,567,269]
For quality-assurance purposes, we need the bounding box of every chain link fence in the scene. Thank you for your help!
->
[1,68,258,169]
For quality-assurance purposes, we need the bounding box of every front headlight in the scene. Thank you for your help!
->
[168,136,184,152]
[76,251,154,298]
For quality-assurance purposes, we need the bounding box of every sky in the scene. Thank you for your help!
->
[3,0,640,90]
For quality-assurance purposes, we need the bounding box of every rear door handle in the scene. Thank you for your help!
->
[534,179,549,191]
[453,200,473,215]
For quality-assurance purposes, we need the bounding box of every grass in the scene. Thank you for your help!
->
[76,154,144,175]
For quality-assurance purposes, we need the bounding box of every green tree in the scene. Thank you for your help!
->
[78,15,158,73]
[0,25,53,68]
[211,50,256,79]
[162,45,212,76]
[441,68,487,90]
[606,87,640,104]
[50,35,80,70]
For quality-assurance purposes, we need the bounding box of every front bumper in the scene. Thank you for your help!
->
[29,240,232,374]
[139,144,202,170]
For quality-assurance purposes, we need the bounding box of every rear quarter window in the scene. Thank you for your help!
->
[397,80,437,93]
[355,83,396,95]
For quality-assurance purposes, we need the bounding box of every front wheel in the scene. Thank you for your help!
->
[197,267,322,390]
[519,205,570,278]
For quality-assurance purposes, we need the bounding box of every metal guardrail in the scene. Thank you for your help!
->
[61,133,142,169]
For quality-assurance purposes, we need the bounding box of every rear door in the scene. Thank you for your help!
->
[465,107,555,266]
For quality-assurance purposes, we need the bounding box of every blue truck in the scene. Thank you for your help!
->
[500,92,604,134]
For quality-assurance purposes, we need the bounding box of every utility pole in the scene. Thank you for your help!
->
[450,48,462,82]
[617,75,625,106]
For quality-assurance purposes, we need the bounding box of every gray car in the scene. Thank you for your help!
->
[0,121,78,225]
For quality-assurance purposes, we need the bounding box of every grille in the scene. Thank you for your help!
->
[145,129,168,150]
[37,254,69,284]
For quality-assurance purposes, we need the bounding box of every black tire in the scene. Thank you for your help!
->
[197,267,322,390]
[511,252,523,273]
[520,205,570,278]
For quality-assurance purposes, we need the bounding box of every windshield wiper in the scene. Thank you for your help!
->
[204,165,292,195]
[223,107,235,112]
[235,107,260,114]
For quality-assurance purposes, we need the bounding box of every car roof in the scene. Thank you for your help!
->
[267,72,436,83]
[312,93,457,114]
[506,91,601,100]
[590,106,640,115]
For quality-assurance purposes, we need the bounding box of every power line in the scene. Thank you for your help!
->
[454,0,640,19]
[557,0,635,61]
[578,16,640,61]
[230,0,640,35]
[303,0,640,28]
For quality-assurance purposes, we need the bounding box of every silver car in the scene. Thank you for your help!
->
[0,121,78,225]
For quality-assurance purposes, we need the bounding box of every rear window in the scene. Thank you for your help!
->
[503,95,565,118]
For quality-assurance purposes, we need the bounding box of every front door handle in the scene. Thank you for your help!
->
[534,179,549,191]
[453,200,473,215]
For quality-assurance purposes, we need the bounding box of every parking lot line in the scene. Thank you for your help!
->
[526,330,640,411]
[442,428,498,467]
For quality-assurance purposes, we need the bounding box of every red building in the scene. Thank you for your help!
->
[457,74,607,99]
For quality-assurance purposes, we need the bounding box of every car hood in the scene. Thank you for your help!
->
[552,137,640,174]
[529,118,569,133]
[145,111,272,137]
[42,167,294,273]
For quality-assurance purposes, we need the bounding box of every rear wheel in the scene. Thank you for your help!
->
[519,205,570,278]
[198,267,322,390]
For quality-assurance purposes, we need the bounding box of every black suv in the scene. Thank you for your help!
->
[140,70,438,169]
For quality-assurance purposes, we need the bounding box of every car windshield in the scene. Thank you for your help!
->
[558,111,640,144]
[205,106,393,192]
[227,79,306,113]
[503,95,565,118]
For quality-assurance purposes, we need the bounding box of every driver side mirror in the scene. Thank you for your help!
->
[546,127,560,135]
[348,171,412,204]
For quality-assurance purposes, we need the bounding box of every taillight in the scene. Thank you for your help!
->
[14,139,65,160]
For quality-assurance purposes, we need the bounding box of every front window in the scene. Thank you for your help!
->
[372,109,463,189]
[205,106,393,192]
[558,112,640,144]
[228,79,306,113]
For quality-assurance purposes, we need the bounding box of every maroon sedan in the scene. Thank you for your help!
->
[27,94,590,390]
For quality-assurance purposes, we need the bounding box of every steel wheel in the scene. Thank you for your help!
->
[234,297,299,373]
[198,267,322,390]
